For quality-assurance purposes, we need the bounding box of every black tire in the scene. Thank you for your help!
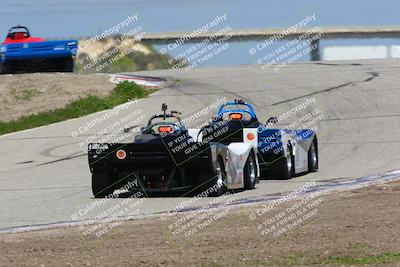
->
[63,57,74,72]
[272,146,294,180]
[244,152,257,189]
[0,62,11,74]
[92,171,115,198]
[308,139,318,172]
[209,157,226,197]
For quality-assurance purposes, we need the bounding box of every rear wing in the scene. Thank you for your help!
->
[88,142,214,170]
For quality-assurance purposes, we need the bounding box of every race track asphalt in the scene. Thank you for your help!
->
[1,59,400,232]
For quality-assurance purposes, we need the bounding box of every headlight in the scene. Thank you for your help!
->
[0,47,6,53]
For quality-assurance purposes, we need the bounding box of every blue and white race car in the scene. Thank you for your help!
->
[200,99,319,179]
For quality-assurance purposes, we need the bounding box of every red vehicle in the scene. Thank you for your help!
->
[3,25,45,44]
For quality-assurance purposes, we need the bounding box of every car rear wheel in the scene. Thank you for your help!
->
[308,139,318,172]
[92,171,115,198]
[272,146,293,180]
[63,57,74,72]
[209,158,226,197]
[244,152,257,189]
[0,62,11,74]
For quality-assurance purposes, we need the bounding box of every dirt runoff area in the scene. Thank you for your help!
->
[1,181,400,267]
[0,73,115,122]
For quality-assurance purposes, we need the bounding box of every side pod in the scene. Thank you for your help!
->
[226,143,259,189]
